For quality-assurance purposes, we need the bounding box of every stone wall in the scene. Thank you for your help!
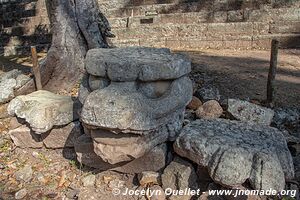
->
[0,0,51,56]
[101,0,300,50]
[0,0,299,55]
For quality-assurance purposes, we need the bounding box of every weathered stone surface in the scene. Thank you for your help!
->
[227,99,274,125]
[9,117,25,129]
[75,134,168,173]
[88,108,182,165]
[79,46,192,173]
[195,100,223,119]
[8,90,80,133]
[113,143,168,174]
[15,165,33,182]
[138,171,160,186]
[91,128,169,164]
[187,96,202,110]
[85,47,190,81]
[15,74,31,89]
[82,174,96,187]
[0,69,22,82]
[42,121,83,149]
[272,107,300,135]
[78,73,91,105]
[174,119,294,191]
[15,188,27,200]
[194,83,220,102]
[88,75,110,91]
[138,81,172,99]
[81,77,192,132]
[0,78,16,104]
[162,156,198,200]
[9,125,43,148]
[149,185,166,200]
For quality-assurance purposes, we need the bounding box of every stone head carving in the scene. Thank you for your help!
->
[78,47,193,165]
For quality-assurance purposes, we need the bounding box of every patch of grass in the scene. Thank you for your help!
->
[69,159,83,171]
[69,160,76,168]
[0,140,11,153]
[38,153,51,166]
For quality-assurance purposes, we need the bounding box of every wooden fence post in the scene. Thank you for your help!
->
[31,46,42,90]
[267,39,279,105]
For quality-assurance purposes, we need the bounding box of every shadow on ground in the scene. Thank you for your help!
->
[179,50,300,107]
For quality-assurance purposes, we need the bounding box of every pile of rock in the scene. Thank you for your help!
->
[182,76,295,196]
[0,69,32,120]
[0,69,32,104]
[76,47,193,173]
[7,90,82,149]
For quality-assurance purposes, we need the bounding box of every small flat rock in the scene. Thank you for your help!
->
[9,125,43,148]
[162,156,198,200]
[227,99,274,125]
[8,90,80,133]
[75,134,168,173]
[138,171,160,186]
[9,117,25,129]
[15,165,33,182]
[91,128,169,164]
[15,188,27,199]
[0,78,16,104]
[85,47,191,81]
[82,174,96,187]
[174,119,294,191]
[42,121,83,149]
[195,100,223,119]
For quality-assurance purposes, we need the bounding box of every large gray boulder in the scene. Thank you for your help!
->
[174,119,294,191]
[8,90,80,133]
[227,99,274,125]
[85,47,191,81]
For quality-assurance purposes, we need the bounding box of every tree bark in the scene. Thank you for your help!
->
[39,0,113,92]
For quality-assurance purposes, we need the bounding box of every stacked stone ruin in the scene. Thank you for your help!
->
[75,47,193,173]
[4,46,295,194]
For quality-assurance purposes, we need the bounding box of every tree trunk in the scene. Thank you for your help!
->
[39,0,113,92]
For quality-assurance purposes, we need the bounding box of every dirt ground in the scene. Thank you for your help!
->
[181,49,300,107]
